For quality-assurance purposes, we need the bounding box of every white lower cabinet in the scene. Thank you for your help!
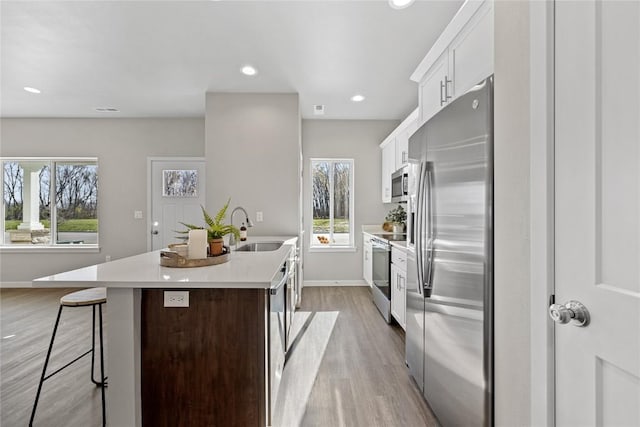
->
[363,233,373,286]
[390,246,407,330]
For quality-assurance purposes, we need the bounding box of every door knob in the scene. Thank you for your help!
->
[549,300,590,327]
[151,230,159,235]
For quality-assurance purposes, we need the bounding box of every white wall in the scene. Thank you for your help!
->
[302,119,398,282]
[205,93,299,237]
[0,118,204,284]
[494,1,532,425]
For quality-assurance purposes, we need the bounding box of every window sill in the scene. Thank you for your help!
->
[0,245,100,254]
[309,246,357,253]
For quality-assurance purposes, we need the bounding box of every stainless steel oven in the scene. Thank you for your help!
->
[370,237,391,323]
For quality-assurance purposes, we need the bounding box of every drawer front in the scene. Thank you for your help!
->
[391,247,407,270]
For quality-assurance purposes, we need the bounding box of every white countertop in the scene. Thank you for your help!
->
[390,241,408,251]
[34,236,297,289]
[362,224,387,235]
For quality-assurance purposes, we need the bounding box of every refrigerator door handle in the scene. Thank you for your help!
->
[415,161,425,295]
[425,164,435,292]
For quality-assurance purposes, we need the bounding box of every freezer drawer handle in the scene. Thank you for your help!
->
[549,300,590,327]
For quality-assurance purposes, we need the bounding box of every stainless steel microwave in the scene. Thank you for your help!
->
[391,167,408,203]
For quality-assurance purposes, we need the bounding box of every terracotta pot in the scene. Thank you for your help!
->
[208,238,224,256]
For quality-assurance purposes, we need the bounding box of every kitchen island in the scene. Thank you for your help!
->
[34,236,297,427]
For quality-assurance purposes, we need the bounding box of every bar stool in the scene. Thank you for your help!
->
[29,287,107,427]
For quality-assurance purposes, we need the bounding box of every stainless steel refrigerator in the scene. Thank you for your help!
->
[406,77,493,426]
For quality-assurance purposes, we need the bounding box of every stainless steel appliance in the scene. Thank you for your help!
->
[406,77,493,426]
[391,167,408,203]
[371,236,391,323]
[268,261,288,424]
[285,247,297,350]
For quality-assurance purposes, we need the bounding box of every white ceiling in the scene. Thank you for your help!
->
[1,0,463,120]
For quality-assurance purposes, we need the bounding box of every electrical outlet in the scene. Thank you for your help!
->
[134,210,143,219]
[164,291,189,307]
[256,211,264,222]
[105,255,111,262]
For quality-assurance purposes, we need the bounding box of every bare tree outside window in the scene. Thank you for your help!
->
[311,159,354,247]
[1,159,98,246]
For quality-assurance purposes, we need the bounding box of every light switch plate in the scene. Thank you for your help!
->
[134,210,143,219]
[164,291,189,307]
[256,211,263,222]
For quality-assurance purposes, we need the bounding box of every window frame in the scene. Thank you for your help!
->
[309,158,355,252]
[1,157,99,252]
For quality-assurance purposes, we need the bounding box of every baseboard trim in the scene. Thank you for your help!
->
[0,281,33,288]
[303,280,368,287]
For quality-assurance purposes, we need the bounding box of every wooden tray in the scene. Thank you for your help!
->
[160,246,229,268]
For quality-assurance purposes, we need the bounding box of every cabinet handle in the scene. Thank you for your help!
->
[402,151,407,164]
[440,80,446,106]
[444,76,452,101]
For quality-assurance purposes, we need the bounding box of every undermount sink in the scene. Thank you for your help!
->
[235,241,284,252]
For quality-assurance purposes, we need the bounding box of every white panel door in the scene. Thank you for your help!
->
[150,158,206,251]
[555,1,640,425]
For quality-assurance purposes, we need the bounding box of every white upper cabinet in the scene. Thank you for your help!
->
[380,108,418,203]
[394,109,419,171]
[381,138,395,203]
[418,51,450,126]
[412,0,494,125]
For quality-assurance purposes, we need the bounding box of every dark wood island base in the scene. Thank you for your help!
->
[141,288,267,427]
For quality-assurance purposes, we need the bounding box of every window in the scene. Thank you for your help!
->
[311,158,354,249]
[1,158,98,248]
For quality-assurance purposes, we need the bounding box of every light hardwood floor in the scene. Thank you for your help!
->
[296,287,436,427]
[1,286,435,427]
[1,287,105,427]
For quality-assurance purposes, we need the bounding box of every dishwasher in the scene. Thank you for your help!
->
[268,260,288,425]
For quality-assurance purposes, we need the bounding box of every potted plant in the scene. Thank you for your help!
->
[385,205,406,234]
[180,198,240,256]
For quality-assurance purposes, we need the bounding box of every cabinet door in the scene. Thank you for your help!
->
[448,0,494,100]
[395,129,408,170]
[363,235,373,286]
[418,50,449,125]
[381,141,395,203]
[390,263,401,323]
[397,268,406,330]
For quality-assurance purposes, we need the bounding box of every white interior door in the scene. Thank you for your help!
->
[149,158,206,251]
[555,1,640,425]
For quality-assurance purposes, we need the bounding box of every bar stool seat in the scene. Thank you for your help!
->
[29,287,107,427]
[60,287,106,307]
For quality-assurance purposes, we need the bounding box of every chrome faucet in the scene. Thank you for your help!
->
[229,206,254,247]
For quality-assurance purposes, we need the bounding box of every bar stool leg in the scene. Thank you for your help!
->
[91,304,107,387]
[99,303,106,427]
[29,305,64,427]
[91,304,98,385]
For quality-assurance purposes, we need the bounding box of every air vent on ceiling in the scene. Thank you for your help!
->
[94,107,119,113]
[313,105,325,115]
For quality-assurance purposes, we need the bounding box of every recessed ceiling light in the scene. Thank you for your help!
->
[23,86,41,94]
[388,0,416,10]
[94,107,120,113]
[351,94,366,102]
[241,65,258,76]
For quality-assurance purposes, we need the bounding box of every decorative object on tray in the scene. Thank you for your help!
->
[385,205,407,233]
[317,235,330,244]
[160,244,230,268]
[178,198,240,256]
